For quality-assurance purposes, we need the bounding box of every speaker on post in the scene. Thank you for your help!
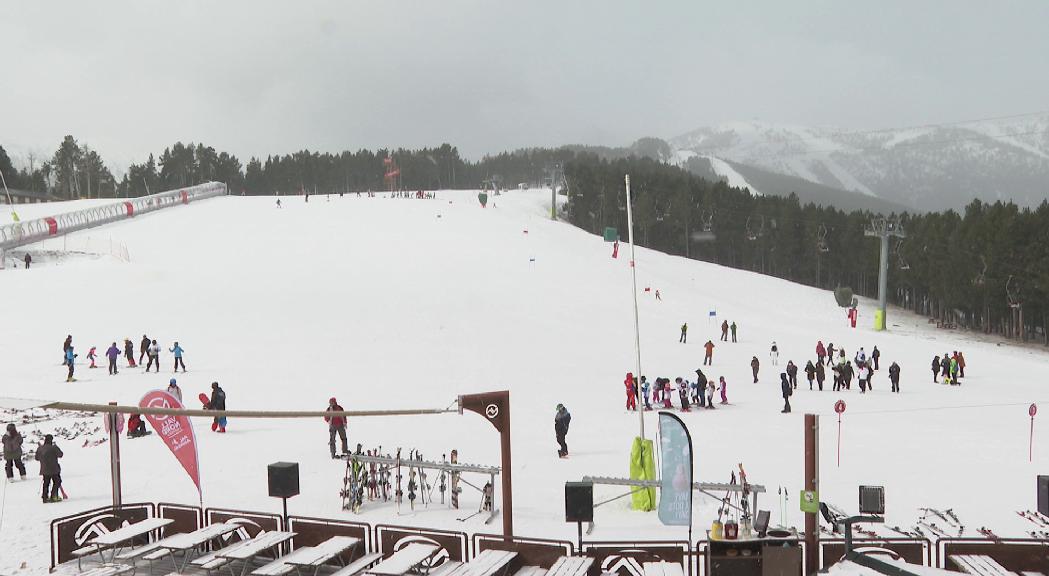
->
[1039,475,1049,516]
[268,462,300,499]
[565,482,593,523]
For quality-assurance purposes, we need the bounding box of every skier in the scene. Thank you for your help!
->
[957,351,966,378]
[705,379,716,409]
[780,373,792,413]
[720,320,729,341]
[146,339,160,373]
[786,360,798,389]
[62,335,72,358]
[949,354,960,385]
[931,355,941,383]
[843,361,854,390]
[170,341,186,372]
[941,353,951,381]
[871,346,881,370]
[676,378,690,411]
[770,341,779,365]
[651,374,661,404]
[857,363,870,393]
[719,377,728,405]
[124,338,136,367]
[662,379,673,409]
[127,414,149,438]
[703,340,715,365]
[826,343,836,365]
[730,322,737,342]
[624,372,637,411]
[3,423,26,482]
[694,369,708,408]
[679,323,688,344]
[640,376,651,410]
[23,253,31,269]
[751,356,760,383]
[654,289,661,301]
[855,347,867,368]
[166,378,182,402]
[832,363,842,392]
[139,334,150,366]
[276,198,282,208]
[888,362,901,393]
[554,404,571,458]
[105,342,120,375]
[35,434,63,503]
[816,340,826,365]
[64,345,76,382]
[87,346,98,369]
[815,361,826,391]
[209,382,226,432]
[804,360,816,390]
[325,397,349,459]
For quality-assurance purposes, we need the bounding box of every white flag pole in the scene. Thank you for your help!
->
[625,174,644,441]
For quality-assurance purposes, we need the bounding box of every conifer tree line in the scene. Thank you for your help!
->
[563,155,1049,344]
[3,137,1046,342]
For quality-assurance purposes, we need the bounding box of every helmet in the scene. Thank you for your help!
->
[329,397,337,404]
[169,378,177,385]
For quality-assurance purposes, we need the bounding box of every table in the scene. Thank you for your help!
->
[545,557,594,576]
[217,531,297,576]
[441,550,518,576]
[949,554,1015,576]
[147,522,243,572]
[77,564,135,576]
[89,517,174,563]
[367,543,441,576]
[643,561,684,576]
[283,536,362,576]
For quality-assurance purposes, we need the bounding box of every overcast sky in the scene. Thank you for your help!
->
[2,0,1047,170]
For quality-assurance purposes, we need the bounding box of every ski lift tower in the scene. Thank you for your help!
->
[865,216,905,331]
[383,156,400,193]
[545,163,564,220]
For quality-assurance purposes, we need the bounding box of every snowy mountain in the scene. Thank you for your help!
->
[670,117,1049,211]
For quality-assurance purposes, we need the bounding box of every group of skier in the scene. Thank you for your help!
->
[931,351,966,384]
[2,423,64,502]
[64,334,187,381]
[623,370,729,413]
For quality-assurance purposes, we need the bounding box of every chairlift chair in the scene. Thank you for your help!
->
[894,239,910,270]
[973,255,987,286]
[1006,274,1022,308]
[816,224,830,253]
[746,215,764,241]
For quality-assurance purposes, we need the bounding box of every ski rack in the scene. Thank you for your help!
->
[581,475,765,534]
[340,452,500,524]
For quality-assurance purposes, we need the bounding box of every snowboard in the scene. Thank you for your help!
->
[198,393,211,409]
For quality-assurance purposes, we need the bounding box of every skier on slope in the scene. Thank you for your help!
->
[662,379,673,409]
[705,379,716,409]
[780,373,792,413]
[676,378,690,411]
[888,362,901,393]
[694,369,708,408]
[209,382,227,433]
[949,354,960,385]
[124,338,136,367]
[105,342,120,375]
[624,373,637,411]
[139,334,150,366]
[3,423,27,482]
[941,353,951,382]
[64,345,76,382]
[957,351,966,378]
[931,355,941,383]
[751,356,760,383]
[826,343,836,365]
[730,322,737,342]
[325,397,349,459]
[640,376,651,410]
[170,342,186,372]
[35,434,63,503]
[770,341,779,365]
[62,335,72,359]
[167,378,182,402]
[842,361,854,390]
[786,360,798,389]
[857,363,870,393]
[804,360,816,390]
[815,361,826,391]
[554,404,571,458]
[679,323,688,344]
[816,340,826,365]
[719,377,728,404]
[832,363,842,392]
[146,340,160,373]
[87,346,98,369]
[871,346,881,370]
[703,340,715,365]
[721,320,729,341]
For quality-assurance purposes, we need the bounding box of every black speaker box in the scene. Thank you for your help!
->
[565,482,593,523]
[268,462,300,498]
[1038,475,1049,516]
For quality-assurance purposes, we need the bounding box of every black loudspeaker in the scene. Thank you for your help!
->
[565,482,593,523]
[1039,475,1049,516]
[268,462,300,498]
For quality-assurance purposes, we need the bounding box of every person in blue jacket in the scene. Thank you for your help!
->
[64,346,77,382]
[170,342,186,372]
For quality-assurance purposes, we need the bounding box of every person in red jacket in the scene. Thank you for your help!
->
[624,373,637,411]
[325,397,349,459]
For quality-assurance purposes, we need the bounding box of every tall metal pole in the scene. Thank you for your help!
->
[625,174,644,441]
[865,217,904,331]
[804,414,819,574]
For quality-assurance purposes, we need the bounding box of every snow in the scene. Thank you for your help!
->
[1,189,1047,575]
[700,155,762,196]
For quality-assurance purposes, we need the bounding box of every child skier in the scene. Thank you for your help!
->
[166,378,183,402]
[706,380,716,409]
[719,377,728,404]
[640,376,651,410]
[624,373,637,411]
[676,378,690,411]
[770,341,779,365]
[64,346,76,382]
[170,342,186,372]
[146,340,160,373]
[87,346,98,369]
[662,379,673,409]
[124,339,136,367]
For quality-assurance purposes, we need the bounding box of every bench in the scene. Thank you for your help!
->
[451,550,518,576]
[426,562,464,576]
[78,563,135,576]
[73,544,104,570]
[366,543,440,576]
[252,546,317,576]
[513,567,545,576]
[545,557,594,576]
[949,554,1014,576]
[643,561,684,576]
[330,553,385,576]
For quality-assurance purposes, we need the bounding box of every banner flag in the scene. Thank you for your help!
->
[658,412,693,526]
[139,390,201,496]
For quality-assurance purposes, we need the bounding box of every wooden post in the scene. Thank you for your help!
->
[460,391,513,539]
[109,401,122,508]
[805,414,819,574]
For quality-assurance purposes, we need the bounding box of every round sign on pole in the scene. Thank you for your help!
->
[1030,403,1038,418]
[103,413,125,434]
[835,400,847,414]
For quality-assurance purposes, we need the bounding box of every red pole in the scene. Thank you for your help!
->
[837,414,841,467]
[1031,417,1035,462]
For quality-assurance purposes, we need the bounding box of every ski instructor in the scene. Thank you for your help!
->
[325,397,349,459]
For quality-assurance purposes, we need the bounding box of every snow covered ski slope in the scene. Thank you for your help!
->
[0,189,1046,574]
